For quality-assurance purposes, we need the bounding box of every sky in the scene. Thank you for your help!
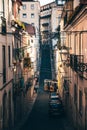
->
[38,0,54,6]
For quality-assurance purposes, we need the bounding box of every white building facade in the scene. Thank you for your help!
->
[19,0,40,76]
[40,2,64,80]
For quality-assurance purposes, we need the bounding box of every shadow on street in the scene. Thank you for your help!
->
[20,85,76,130]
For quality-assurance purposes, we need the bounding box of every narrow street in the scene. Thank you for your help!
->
[0,1,87,130]
[18,44,76,130]
[19,86,75,130]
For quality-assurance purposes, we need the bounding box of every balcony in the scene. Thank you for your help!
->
[78,62,87,79]
[70,54,84,72]
[13,48,24,61]
[78,63,87,72]
[40,14,51,19]
[42,23,49,26]
[69,54,87,79]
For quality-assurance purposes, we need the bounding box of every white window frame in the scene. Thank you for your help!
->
[31,4,34,9]
[31,13,34,18]
[22,4,26,10]
[23,13,27,18]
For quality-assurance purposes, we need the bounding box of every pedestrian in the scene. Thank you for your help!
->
[34,83,39,93]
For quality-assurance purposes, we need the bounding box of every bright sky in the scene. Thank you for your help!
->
[39,0,54,6]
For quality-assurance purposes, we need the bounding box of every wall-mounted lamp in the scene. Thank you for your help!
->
[10,59,17,72]
[10,64,17,72]
[59,47,69,62]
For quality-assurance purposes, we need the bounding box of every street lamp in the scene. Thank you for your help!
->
[59,46,69,62]
[10,61,17,72]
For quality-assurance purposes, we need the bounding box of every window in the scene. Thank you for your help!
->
[2,45,6,83]
[74,84,77,105]
[31,23,34,26]
[8,46,11,67]
[22,13,27,18]
[80,33,83,55]
[58,14,61,24]
[8,0,10,24]
[2,0,5,16]
[28,40,30,46]
[56,0,65,5]
[31,4,34,9]
[1,17,6,35]
[31,39,33,43]
[79,90,82,116]
[22,4,26,10]
[27,53,29,57]
[31,13,34,18]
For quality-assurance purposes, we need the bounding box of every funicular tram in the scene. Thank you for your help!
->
[44,79,58,92]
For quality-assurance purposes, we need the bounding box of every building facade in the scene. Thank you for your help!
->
[40,2,56,45]
[40,2,65,80]
[56,0,87,129]
[0,0,24,129]
[20,0,40,76]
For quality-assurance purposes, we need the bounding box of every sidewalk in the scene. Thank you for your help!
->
[13,86,37,130]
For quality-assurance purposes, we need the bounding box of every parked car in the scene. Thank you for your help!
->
[44,79,58,92]
[49,92,61,102]
[49,92,60,98]
[48,99,64,117]
[49,97,62,105]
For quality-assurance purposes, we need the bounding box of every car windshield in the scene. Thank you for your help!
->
[50,97,60,100]
[51,95,60,98]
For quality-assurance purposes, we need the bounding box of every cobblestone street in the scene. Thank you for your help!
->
[15,86,76,130]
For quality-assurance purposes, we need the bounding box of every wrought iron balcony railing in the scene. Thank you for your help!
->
[69,54,87,79]
[70,54,84,72]
[70,54,76,70]
[78,63,87,72]
[13,48,24,61]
